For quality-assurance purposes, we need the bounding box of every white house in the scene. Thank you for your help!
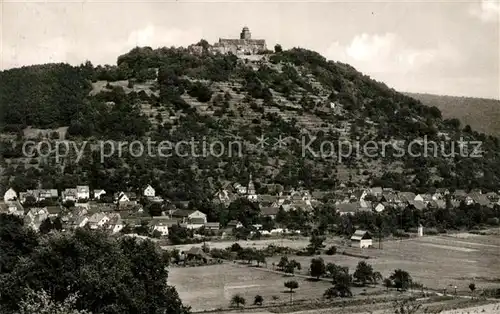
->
[143,185,156,198]
[76,185,90,201]
[62,189,78,203]
[374,203,385,213]
[71,216,88,229]
[414,194,425,202]
[93,189,106,200]
[152,221,169,236]
[171,209,207,224]
[88,213,110,229]
[3,188,17,202]
[115,192,130,203]
[350,230,373,248]
[106,214,123,234]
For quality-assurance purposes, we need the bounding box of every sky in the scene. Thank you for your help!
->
[1,0,499,99]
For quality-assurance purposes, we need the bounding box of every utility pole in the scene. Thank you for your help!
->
[378,227,382,249]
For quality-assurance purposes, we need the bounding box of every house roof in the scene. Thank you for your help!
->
[88,213,108,223]
[0,202,8,213]
[336,203,358,213]
[408,200,426,210]
[351,230,371,241]
[311,191,328,200]
[428,200,446,209]
[370,187,383,194]
[261,207,279,216]
[76,186,89,193]
[171,209,198,217]
[204,222,220,228]
[399,192,416,202]
[188,217,206,224]
[470,193,490,206]
[64,188,77,196]
[46,206,62,215]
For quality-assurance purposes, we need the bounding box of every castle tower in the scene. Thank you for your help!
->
[240,26,251,40]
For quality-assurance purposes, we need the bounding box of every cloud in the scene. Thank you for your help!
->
[1,25,204,69]
[126,24,203,48]
[469,0,500,22]
[325,32,461,76]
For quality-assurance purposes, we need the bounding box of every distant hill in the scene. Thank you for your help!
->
[406,93,500,137]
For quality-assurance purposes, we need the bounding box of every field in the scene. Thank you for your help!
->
[264,234,500,292]
[168,263,335,311]
[167,233,500,312]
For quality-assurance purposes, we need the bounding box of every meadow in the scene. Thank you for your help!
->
[168,233,500,311]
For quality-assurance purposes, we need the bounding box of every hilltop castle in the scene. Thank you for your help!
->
[189,27,267,55]
[213,26,267,55]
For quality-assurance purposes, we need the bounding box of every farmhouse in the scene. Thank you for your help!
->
[76,185,90,200]
[143,185,155,197]
[93,189,106,200]
[152,220,169,236]
[3,188,17,202]
[171,209,207,226]
[350,230,373,248]
[62,189,78,203]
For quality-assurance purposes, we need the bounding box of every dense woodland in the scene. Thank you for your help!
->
[0,213,189,314]
[1,45,500,200]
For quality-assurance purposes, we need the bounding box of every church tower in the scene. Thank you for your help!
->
[240,26,251,40]
[247,173,257,201]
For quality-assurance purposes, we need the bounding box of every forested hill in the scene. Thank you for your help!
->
[1,45,500,200]
[406,92,500,138]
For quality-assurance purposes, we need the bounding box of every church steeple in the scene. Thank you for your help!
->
[247,173,255,194]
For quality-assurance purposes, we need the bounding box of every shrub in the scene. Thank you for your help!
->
[254,295,263,306]
[325,246,337,255]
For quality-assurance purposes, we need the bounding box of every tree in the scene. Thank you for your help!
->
[284,280,299,293]
[0,228,190,314]
[310,257,326,280]
[274,44,283,53]
[254,251,266,267]
[17,289,90,314]
[353,261,380,286]
[52,217,63,231]
[39,218,54,234]
[332,272,353,297]
[307,234,325,254]
[0,214,38,273]
[277,256,289,271]
[390,269,412,291]
[230,243,243,252]
[469,283,476,299]
[254,295,263,306]
[230,294,245,308]
[384,278,393,291]
[285,260,301,275]
[393,298,421,314]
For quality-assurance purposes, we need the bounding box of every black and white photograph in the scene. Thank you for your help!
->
[0,0,499,313]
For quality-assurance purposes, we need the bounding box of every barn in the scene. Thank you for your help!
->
[350,230,373,248]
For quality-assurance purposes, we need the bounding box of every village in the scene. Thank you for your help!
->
[1,171,498,241]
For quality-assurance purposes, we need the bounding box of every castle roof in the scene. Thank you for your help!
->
[218,38,266,45]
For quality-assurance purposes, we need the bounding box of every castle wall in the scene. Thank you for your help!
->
[212,38,267,55]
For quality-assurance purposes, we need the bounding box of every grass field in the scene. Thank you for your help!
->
[168,233,500,311]
[264,234,500,293]
[168,263,334,311]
